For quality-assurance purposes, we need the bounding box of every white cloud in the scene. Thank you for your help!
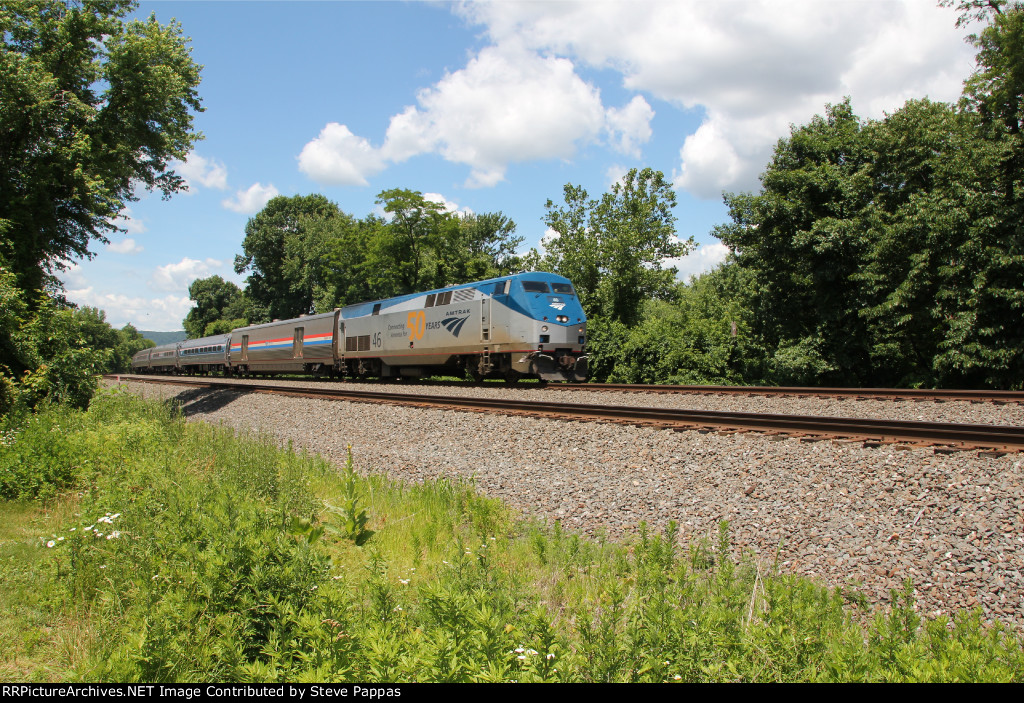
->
[110,207,147,236]
[605,95,654,157]
[538,227,560,255]
[668,242,731,282]
[300,42,649,188]
[222,183,279,214]
[176,152,229,191]
[151,257,224,293]
[58,262,89,290]
[64,286,192,331]
[297,123,387,186]
[604,164,628,190]
[423,192,472,216]
[458,0,974,198]
[673,118,747,199]
[384,43,607,187]
[107,238,144,255]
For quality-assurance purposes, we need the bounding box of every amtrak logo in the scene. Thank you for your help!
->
[440,314,471,337]
[550,302,566,310]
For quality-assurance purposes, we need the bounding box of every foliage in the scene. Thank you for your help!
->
[0,0,203,292]
[183,276,246,338]
[203,318,248,337]
[4,392,1023,682]
[0,268,112,413]
[324,446,373,546]
[228,189,526,328]
[234,194,344,323]
[717,80,1024,388]
[540,168,691,327]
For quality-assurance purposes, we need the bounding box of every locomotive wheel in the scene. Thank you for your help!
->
[504,370,520,385]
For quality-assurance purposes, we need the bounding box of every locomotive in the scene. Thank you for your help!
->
[131,272,588,383]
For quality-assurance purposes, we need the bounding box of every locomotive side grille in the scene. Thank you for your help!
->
[453,288,475,303]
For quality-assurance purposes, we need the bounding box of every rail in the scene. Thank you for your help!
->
[109,375,1024,453]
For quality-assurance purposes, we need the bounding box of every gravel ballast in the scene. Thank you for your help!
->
[115,379,1024,630]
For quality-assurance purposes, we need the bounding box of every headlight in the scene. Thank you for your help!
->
[541,325,548,332]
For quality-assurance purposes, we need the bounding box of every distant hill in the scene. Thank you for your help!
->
[140,330,187,345]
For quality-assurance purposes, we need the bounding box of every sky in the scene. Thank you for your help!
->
[59,0,979,331]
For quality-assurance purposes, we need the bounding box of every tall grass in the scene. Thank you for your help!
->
[1,388,1022,682]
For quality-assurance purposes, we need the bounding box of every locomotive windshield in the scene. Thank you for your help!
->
[522,281,550,293]
[551,282,575,295]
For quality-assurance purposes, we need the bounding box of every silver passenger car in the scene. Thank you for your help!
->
[178,333,231,375]
[229,311,339,376]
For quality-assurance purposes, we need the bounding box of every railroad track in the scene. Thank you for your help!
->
[119,373,1024,403]
[548,382,1024,404]
[110,375,1024,453]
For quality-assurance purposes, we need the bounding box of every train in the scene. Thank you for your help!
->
[131,272,588,383]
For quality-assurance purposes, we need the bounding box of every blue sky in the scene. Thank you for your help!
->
[61,0,976,331]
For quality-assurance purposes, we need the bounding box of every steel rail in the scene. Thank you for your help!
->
[545,382,1024,403]
[110,375,1024,452]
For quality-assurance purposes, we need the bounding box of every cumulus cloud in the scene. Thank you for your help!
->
[107,238,144,255]
[423,192,472,216]
[604,164,628,190]
[297,123,387,186]
[110,207,147,236]
[151,257,224,293]
[668,242,731,282]
[58,262,89,290]
[64,287,192,331]
[222,183,279,214]
[605,96,654,157]
[175,152,229,191]
[458,0,974,198]
[299,43,652,188]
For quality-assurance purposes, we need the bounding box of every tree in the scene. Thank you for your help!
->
[183,275,245,338]
[542,168,691,327]
[373,189,449,294]
[716,100,876,385]
[0,265,109,412]
[0,0,203,292]
[939,2,1024,386]
[234,194,343,322]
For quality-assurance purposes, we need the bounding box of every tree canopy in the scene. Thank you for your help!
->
[540,168,690,327]
[0,0,203,292]
[183,275,246,338]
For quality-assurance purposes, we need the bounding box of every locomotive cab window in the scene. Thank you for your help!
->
[372,303,381,316]
[522,281,550,293]
[551,283,575,295]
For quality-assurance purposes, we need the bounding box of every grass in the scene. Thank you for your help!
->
[0,388,1022,682]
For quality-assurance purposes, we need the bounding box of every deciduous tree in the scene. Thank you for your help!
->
[0,0,203,292]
